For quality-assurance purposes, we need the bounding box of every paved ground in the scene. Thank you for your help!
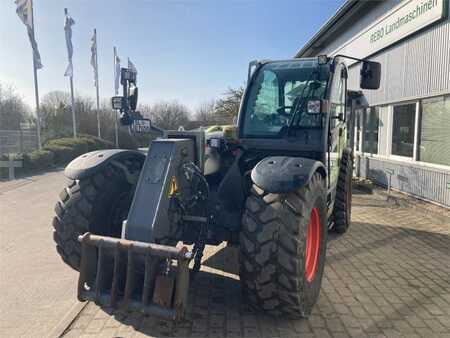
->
[62,185,450,338]
[0,171,79,337]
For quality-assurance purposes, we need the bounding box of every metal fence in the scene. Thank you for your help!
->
[0,129,38,156]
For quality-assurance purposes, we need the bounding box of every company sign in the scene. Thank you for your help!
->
[331,0,446,60]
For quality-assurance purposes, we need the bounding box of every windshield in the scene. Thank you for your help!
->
[242,60,330,137]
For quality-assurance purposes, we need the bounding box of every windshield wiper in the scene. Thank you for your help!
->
[287,69,319,128]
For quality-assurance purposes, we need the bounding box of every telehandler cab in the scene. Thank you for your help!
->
[52,55,380,320]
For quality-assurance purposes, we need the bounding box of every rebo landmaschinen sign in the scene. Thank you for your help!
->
[331,0,447,60]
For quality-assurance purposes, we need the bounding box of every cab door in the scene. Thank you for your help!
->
[327,61,348,199]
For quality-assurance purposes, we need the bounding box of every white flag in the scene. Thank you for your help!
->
[90,30,98,87]
[64,10,75,77]
[128,58,137,74]
[114,48,121,95]
[15,0,43,69]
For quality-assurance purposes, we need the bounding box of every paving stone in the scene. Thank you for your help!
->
[61,187,450,337]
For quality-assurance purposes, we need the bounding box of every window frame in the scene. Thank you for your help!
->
[359,106,380,156]
[356,94,450,171]
[388,100,418,162]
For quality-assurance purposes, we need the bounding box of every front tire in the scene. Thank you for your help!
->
[52,164,134,270]
[239,173,327,317]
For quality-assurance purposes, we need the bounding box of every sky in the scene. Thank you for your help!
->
[0,0,345,114]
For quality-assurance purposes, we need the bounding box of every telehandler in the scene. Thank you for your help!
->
[52,54,380,320]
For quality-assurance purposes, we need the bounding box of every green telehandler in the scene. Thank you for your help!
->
[52,54,380,320]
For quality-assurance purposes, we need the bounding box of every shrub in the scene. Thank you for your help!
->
[23,150,54,171]
[1,135,116,179]
[43,145,74,165]
[43,135,114,166]
[46,138,89,157]
[117,130,139,150]
[80,135,114,151]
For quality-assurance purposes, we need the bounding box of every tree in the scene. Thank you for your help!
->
[40,91,111,141]
[40,91,72,139]
[140,100,191,130]
[194,100,217,125]
[214,86,244,124]
[0,82,32,130]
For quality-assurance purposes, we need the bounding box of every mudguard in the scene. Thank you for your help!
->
[251,156,326,194]
[64,149,146,180]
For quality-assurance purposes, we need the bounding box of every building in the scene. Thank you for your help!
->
[297,0,450,207]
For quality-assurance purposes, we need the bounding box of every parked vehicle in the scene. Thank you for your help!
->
[52,55,380,320]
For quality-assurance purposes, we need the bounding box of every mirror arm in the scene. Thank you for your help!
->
[333,54,366,63]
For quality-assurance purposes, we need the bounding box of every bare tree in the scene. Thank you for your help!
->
[214,86,244,124]
[40,91,74,139]
[194,100,217,125]
[140,100,191,130]
[41,91,104,140]
[0,82,32,130]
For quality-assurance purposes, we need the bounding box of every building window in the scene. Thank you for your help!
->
[419,95,450,166]
[391,103,416,157]
[362,107,379,154]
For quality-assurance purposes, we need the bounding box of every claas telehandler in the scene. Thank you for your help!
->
[52,54,380,320]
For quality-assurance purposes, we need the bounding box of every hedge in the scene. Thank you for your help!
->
[1,135,116,179]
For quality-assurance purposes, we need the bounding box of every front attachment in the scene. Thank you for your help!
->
[77,233,192,321]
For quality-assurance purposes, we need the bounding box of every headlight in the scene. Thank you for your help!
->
[317,55,329,65]
[307,100,321,114]
[210,138,221,148]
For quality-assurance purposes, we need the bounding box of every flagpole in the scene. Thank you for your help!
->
[65,8,77,138]
[113,46,119,148]
[30,0,42,150]
[94,29,101,138]
[69,76,76,137]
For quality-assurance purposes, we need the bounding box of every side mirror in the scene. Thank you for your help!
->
[129,85,138,111]
[360,61,381,90]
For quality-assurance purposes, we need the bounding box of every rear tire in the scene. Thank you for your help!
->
[239,173,327,317]
[332,148,353,233]
[52,164,134,270]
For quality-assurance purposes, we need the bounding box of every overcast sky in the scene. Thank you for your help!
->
[0,0,344,114]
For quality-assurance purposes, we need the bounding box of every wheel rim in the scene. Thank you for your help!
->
[305,207,320,283]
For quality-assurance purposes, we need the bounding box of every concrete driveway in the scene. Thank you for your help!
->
[0,171,79,337]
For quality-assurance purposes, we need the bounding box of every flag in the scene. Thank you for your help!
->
[90,30,98,87]
[114,48,121,95]
[128,58,137,74]
[64,9,75,77]
[15,0,43,69]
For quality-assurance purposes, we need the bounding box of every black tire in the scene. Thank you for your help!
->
[332,148,353,233]
[52,164,134,270]
[239,173,327,317]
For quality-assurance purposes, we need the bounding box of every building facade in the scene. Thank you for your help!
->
[297,0,450,207]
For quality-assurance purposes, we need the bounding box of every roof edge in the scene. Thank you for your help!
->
[295,0,359,58]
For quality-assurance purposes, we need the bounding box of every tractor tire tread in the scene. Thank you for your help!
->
[52,170,108,270]
[240,173,326,317]
[332,149,353,233]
